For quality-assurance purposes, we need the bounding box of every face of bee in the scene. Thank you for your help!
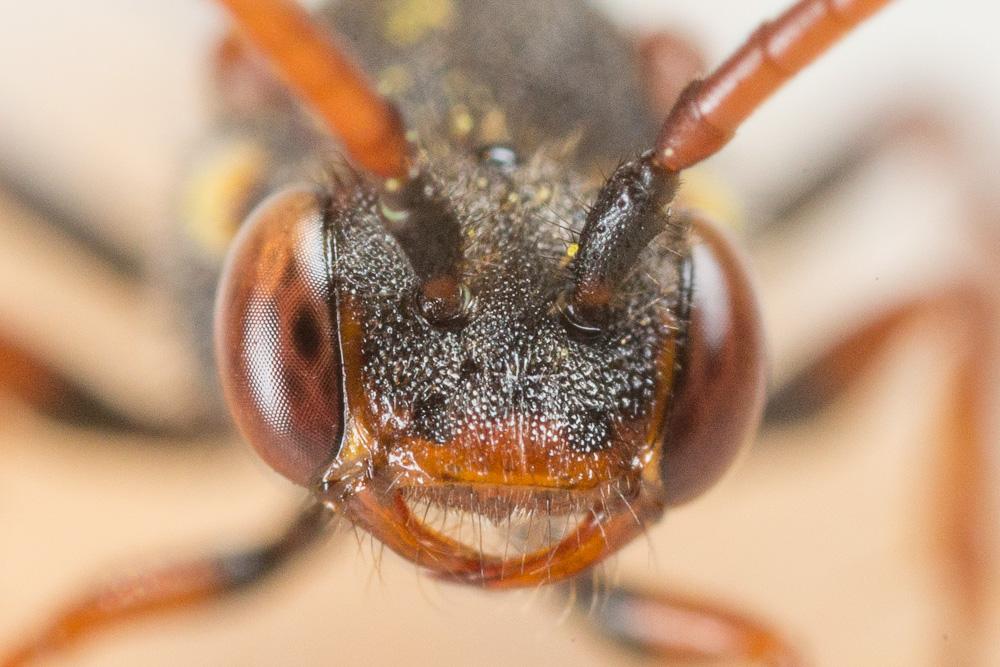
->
[215,142,763,585]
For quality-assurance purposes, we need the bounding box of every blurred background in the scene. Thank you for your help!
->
[0,0,999,665]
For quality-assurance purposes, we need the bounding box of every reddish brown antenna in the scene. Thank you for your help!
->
[216,0,410,179]
[654,0,892,172]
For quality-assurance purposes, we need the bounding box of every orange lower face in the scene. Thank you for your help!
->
[385,415,649,501]
[316,302,676,587]
[321,417,667,587]
[339,481,666,588]
[358,419,649,585]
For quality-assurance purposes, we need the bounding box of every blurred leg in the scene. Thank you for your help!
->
[0,333,141,430]
[572,577,801,666]
[0,181,217,434]
[763,298,924,425]
[1,502,334,667]
[765,286,996,664]
[637,31,707,118]
[756,109,951,234]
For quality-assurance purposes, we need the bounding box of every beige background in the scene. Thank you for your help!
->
[1,1,999,665]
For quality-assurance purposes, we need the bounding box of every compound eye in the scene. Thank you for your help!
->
[659,214,766,506]
[215,187,343,486]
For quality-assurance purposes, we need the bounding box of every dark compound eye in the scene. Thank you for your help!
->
[215,187,344,487]
[656,214,766,506]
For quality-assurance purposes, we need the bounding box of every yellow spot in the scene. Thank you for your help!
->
[559,243,579,269]
[385,0,455,47]
[505,192,521,205]
[676,168,744,232]
[181,141,266,256]
[449,104,474,138]
[531,184,552,206]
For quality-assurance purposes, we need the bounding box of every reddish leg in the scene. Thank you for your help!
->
[0,334,141,430]
[212,30,299,116]
[573,578,801,666]
[0,180,217,434]
[764,297,928,425]
[747,96,996,660]
[931,289,996,665]
[766,287,997,663]
[637,31,706,118]
[757,109,951,232]
[1,503,333,667]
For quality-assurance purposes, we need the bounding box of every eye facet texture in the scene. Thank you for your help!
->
[215,187,343,486]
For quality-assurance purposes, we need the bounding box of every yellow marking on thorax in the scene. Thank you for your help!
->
[676,168,745,232]
[384,0,455,46]
[478,108,511,145]
[448,104,475,139]
[181,141,267,256]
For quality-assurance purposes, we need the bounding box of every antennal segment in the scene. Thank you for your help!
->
[654,0,892,172]
[216,0,410,179]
